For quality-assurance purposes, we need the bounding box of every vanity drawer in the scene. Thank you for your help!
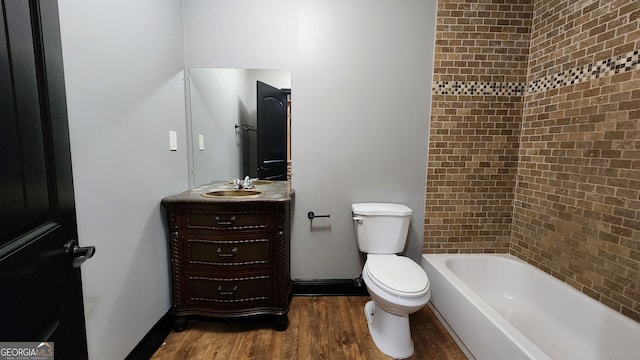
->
[185,209,268,230]
[186,238,269,266]
[188,275,270,304]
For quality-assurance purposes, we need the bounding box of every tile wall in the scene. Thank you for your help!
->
[425,0,533,253]
[425,0,640,321]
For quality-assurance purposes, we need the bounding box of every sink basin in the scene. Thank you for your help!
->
[202,189,264,198]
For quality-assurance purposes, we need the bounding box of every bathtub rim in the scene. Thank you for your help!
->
[422,253,552,360]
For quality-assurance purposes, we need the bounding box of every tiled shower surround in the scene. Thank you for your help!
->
[426,0,532,253]
[425,0,640,322]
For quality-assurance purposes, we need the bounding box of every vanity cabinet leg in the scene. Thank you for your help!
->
[274,314,289,331]
[173,315,186,332]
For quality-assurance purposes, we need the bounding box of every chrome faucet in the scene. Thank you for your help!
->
[232,176,257,189]
[242,176,254,189]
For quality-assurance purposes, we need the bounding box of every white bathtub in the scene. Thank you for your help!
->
[421,254,640,360]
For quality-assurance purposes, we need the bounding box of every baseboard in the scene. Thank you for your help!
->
[292,279,368,296]
[125,310,173,360]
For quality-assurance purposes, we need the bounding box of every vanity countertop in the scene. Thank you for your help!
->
[161,180,294,204]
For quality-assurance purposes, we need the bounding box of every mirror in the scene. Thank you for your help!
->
[188,68,292,187]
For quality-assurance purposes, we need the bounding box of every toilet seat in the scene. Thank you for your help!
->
[364,255,429,298]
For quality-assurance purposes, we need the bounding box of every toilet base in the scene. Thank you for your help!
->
[364,301,414,359]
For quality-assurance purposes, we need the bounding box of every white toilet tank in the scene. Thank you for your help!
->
[352,203,412,254]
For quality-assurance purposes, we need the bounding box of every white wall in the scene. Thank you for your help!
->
[293,1,436,278]
[57,1,187,359]
[184,0,437,279]
[183,0,298,69]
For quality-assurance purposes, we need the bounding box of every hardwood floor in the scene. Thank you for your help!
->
[150,296,466,360]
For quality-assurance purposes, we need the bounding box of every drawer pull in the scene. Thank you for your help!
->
[215,215,236,225]
[217,247,238,257]
[217,285,238,295]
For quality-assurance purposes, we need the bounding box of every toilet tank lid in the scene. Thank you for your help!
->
[351,203,412,216]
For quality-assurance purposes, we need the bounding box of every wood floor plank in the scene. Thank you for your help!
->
[151,297,467,360]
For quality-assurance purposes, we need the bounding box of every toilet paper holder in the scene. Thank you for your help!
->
[307,211,330,220]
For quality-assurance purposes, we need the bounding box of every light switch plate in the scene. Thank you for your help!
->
[198,134,205,151]
[169,131,178,151]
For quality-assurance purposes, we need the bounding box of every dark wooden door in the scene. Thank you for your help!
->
[0,1,92,358]
[256,81,290,180]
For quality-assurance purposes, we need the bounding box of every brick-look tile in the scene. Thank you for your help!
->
[426,0,640,323]
[426,0,532,254]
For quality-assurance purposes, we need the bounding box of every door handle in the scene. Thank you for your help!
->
[64,240,96,268]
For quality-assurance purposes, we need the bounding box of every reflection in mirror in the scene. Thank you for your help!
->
[189,69,292,187]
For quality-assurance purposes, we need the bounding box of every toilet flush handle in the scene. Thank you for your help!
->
[353,216,364,223]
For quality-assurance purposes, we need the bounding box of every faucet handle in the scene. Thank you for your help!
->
[241,176,257,189]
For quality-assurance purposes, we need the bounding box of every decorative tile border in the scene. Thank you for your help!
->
[527,49,640,93]
[432,50,640,97]
[432,81,525,96]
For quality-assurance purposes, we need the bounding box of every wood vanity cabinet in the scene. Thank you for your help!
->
[161,198,292,331]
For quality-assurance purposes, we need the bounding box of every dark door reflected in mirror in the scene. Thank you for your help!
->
[189,69,291,186]
[256,81,290,180]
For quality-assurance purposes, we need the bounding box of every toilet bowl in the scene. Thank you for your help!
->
[351,203,431,359]
[363,254,431,314]
[362,254,430,359]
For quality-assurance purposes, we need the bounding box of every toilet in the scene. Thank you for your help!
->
[352,203,431,359]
